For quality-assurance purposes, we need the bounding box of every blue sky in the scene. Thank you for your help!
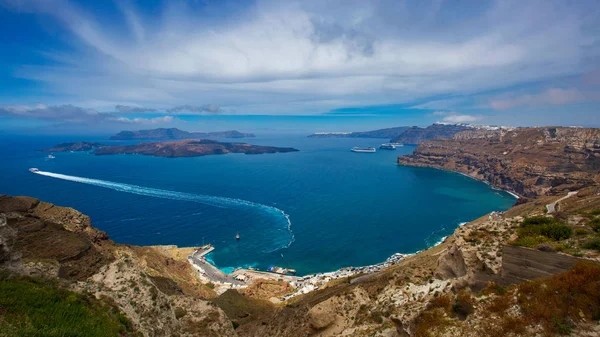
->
[0,0,599,134]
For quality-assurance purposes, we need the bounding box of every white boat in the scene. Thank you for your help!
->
[29,168,39,173]
[351,147,376,153]
[390,142,404,147]
[379,143,396,150]
[47,154,55,159]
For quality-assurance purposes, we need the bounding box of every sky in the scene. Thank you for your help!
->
[0,0,599,134]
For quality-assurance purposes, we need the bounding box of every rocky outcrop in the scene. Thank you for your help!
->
[94,139,299,158]
[398,127,600,197]
[0,195,236,337]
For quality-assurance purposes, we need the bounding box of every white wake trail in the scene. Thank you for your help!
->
[33,170,295,250]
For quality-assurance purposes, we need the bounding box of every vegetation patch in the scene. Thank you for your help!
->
[478,262,600,336]
[0,272,137,336]
[512,216,573,248]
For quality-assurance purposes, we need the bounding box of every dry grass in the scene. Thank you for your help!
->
[477,262,600,336]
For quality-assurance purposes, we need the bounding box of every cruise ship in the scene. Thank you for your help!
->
[379,143,396,150]
[351,147,376,153]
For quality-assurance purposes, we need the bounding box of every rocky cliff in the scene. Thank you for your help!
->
[0,195,235,337]
[398,127,600,197]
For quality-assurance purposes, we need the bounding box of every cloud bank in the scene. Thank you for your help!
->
[2,0,598,116]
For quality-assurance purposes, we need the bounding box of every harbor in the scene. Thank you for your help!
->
[187,243,410,298]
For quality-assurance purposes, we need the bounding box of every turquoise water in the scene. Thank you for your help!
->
[0,135,516,275]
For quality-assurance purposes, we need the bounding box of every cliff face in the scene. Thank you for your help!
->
[0,195,235,337]
[398,127,600,197]
[390,123,472,144]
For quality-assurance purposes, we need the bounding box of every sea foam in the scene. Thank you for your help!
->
[33,170,295,251]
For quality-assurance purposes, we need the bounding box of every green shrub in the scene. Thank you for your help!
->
[540,224,572,241]
[512,235,552,248]
[174,307,187,319]
[0,274,136,336]
[583,238,600,251]
[589,218,600,232]
[522,216,556,227]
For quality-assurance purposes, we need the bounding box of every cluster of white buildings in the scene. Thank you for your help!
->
[283,253,409,301]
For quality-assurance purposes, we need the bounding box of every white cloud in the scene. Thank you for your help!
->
[2,0,600,115]
[442,114,481,123]
[114,115,175,124]
[432,111,482,123]
[0,104,176,125]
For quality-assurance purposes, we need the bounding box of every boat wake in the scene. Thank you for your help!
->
[31,170,295,251]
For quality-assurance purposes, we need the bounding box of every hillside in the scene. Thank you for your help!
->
[3,127,600,337]
[390,123,473,144]
[110,128,255,140]
[0,195,235,337]
[398,127,600,197]
[308,126,409,138]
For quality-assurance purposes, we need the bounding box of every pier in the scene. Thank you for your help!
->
[188,245,244,287]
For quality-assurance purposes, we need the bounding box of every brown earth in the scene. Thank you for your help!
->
[398,127,600,197]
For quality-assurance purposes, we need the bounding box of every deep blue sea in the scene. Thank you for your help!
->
[0,134,516,275]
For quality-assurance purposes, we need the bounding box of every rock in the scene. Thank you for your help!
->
[308,300,337,330]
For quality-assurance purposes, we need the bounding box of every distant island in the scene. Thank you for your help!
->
[41,142,106,152]
[110,128,255,140]
[93,139,298,158]
[307,123,510,144]
[390,123,473,145]
[308,126,409,139]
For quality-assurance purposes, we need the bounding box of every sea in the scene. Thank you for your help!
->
[0,134,516,275]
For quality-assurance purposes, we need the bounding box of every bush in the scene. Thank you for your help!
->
[522,216,555,227]
[512,235,552,248]
[174,307,187,319]
[583,238,600,251]
[540,223,572,240]
[589,218,600,232]
[0,274,136,336]
[452,290,475,320]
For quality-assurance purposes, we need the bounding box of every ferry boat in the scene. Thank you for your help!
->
[267,265,297,275]
[351,147,376,153]
[379,143,396,150]
[29,168,39,173]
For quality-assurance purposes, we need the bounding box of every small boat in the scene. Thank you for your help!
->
[351,147,376,153]
[379,143,396,150]
[29,168,39,173]
[236,232,240,240]
[47,154,56,159]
